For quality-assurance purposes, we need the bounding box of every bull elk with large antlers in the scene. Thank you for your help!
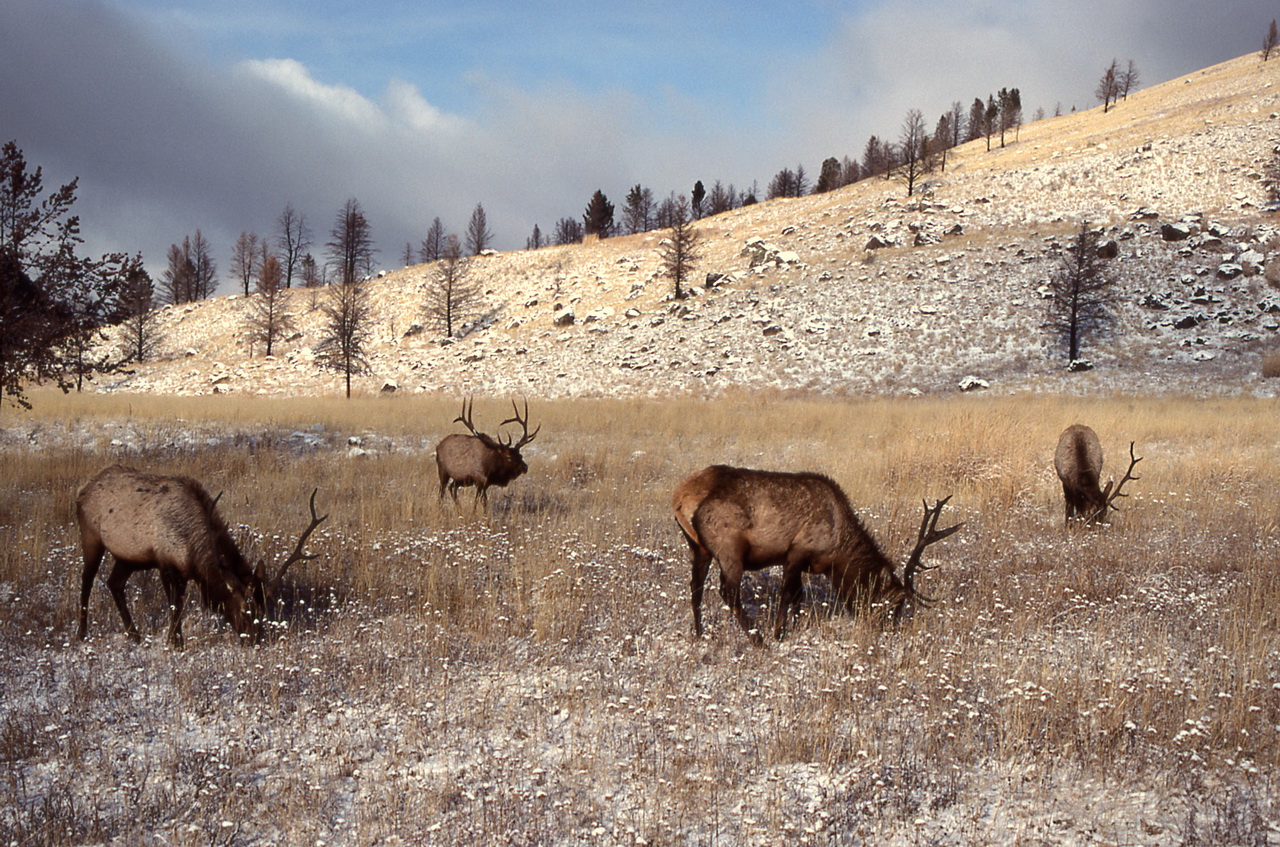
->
[1053,424,1142,524]
[673,465,962,642]
[435,398,540,509]
[75,465,327,649]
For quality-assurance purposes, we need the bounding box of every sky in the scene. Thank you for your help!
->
[1,0,1275,290]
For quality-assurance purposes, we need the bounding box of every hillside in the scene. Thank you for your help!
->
[97,52,1280,400]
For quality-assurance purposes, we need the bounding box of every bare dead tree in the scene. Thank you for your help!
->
[1046,220,1118,363]
[419,217,447,262]
[229,231,260,296]
[622,184,656,234]
[245,247,293,357]
[424,234,481,338]
[1096,59,1120,113]
[526,224,544,250]
[275,203,311,289]
[660,195,700,300]
[896,108,929,196]
[554,216,584,245]
[1118,60,1140,100]
[1264,19,1279,62]
[326,198,375,287]
[315,276,372,398]
[161,231,217,304]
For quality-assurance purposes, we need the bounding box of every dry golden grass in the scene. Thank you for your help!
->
[2,391,1278,844]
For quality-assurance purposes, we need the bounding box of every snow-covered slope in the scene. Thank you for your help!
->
[98,53,1280,399]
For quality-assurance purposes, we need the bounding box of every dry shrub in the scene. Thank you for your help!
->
[1263,350,1280,378]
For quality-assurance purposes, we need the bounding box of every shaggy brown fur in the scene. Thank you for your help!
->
[673,465,958,642]
[76,465,264,648]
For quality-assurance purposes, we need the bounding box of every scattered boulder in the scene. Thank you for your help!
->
[1217,262,1243,280]
[1097,240,1119,259]
[1161,222,1193,241]
[865,235,895,250]
[1067,359,1094,372]
[1240,250,1265,276]
[958,375,989,392]
[742,238,801,269]
[1174,314,1203,329]
[380,380,398,394]
[553,309,576,327]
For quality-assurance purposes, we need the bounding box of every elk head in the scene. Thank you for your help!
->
[251,487,329,623]
[1087,441,1143,524]
[895,496,963,621]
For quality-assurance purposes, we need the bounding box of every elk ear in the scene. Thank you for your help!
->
[254,559,267,583]
[1101,480,1115,500]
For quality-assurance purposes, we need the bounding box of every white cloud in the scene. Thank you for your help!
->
[240,58,385,127]
[383,78,471,137]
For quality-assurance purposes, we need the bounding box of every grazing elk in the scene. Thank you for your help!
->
[75,464,327,649]
[1053,424,1143,524]
[435,398,540,509]
[673,465,961,643]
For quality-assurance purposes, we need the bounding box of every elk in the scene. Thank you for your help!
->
[673,465,961,642]
[75,464,327,649]
[435,398,540,509]
[1053,424,1142,524]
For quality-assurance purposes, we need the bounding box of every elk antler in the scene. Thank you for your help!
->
[500,398,541,448]
[270,488,329,593]
[454,397,482,437]
[902,496,963,603]
[1093,441,1143,521]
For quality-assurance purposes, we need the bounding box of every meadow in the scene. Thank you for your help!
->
[1,390,1278,845]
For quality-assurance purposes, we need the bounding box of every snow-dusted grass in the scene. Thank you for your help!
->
[2,392,1279,845]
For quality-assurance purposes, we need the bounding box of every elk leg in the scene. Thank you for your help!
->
[717,559,761,645]
[773,562,805,640]
[78,536,107,640]
[687,541,712,638]
[159,570,188,650]
[474,485,488,512]
[105,560,142,644]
